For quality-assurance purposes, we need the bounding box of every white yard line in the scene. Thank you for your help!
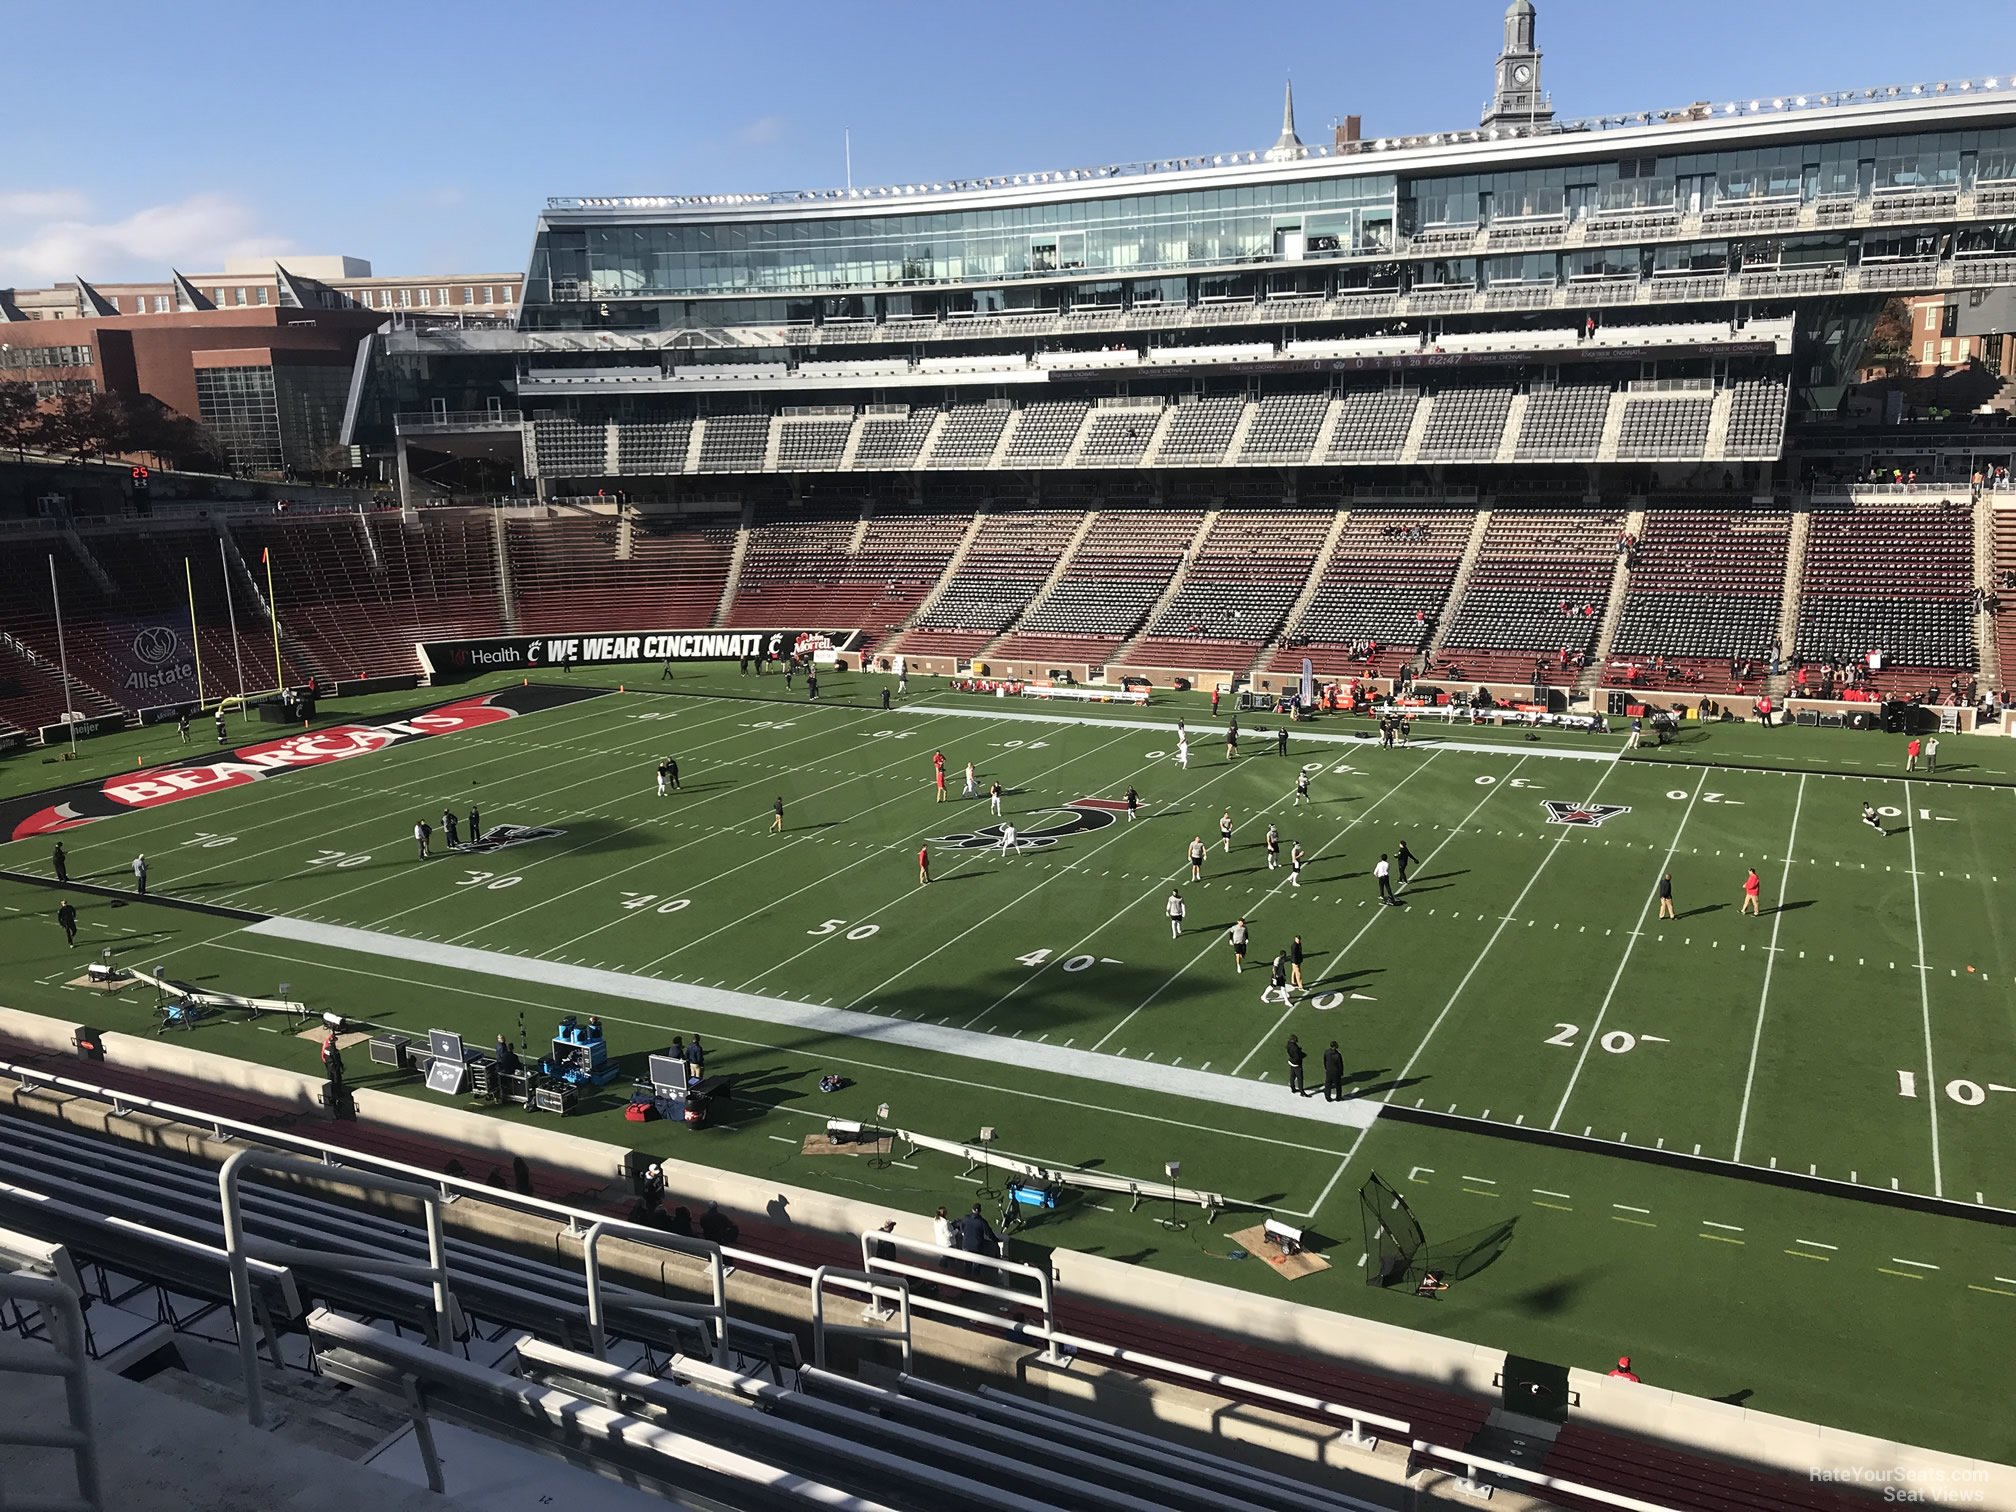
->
[1382,757,1630,1106]
[423,711,982,947]
[1548,768,1710,1130]
[1732,771,1806,1162]
[830,731,1177,1007]
[1229,753,1529,1076]
[238,917,1381,1133]
[1903,778,1944,1197]
[1090,751,1446,1056]
[951,754,1270,1032]
[210,940,1357,1160]
[298,700,858,926]
[633,722,1133,973]
[144,695,750,897]
[904,702,1624,758]
[31,692,634,883]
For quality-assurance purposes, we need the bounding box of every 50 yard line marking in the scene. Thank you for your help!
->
[1547,768,1709,1129]
[1732,771,1805,1162]
[1904,778,1944,1197]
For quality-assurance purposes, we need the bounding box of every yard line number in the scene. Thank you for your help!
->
[619,892,691,914]
[457,870,522,890]
[1015,949,1123,971]
[1896,1071,2015,1107]
[307,849,372,869]
[810,918,881,940]
[1546,1022,1669,1055]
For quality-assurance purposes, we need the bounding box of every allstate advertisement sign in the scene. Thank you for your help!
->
[419,630,852,679]
[109,617,200,702]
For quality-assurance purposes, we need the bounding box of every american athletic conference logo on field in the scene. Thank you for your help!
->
[1542,800,1631,828]
[932,798,1126,851]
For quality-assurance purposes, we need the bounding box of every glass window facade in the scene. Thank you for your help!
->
[0,344,92,370]
[527,176,1399,303]
[195,365,282,474]
[521,120,2016,328]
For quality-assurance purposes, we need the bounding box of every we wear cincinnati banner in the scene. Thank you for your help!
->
[420,629,852,679]
[3,684,605,841]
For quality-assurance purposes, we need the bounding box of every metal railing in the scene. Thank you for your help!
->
[0,1054,1420,1453]
[0,1271,102,1512]
[218,1149,455,1428]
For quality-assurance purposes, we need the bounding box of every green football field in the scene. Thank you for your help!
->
[1,668,2011,1462]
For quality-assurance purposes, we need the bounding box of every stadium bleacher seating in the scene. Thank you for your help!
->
[1615,394,1713,461]
[720,501,969,643]
[695,414,773,472]
[894,510,1086,660]
[1324,388,1418,462]
[0,526,321,715]
[853,407,938,469]
[614,419,693,475]
[1514,381,1610,461]
[1120,509,1334,669]
[774,416,854,471]
[1076,407,1163,465]
[1415,381,1514,462]
[992,509,1201,664]
[1606,508,1790,693]
[532,418,605,478]
[1155,395,1245,464]
[926,404,1012,467]
[1003,399,1092,465]
[1794,503,1976,694]
[1995,509,2016,696]
[1724,375,1791,458]
[507,514,736,634]
[1239,391,1330,464]
[1435,509,1624,686]
[1271,509,1472,677]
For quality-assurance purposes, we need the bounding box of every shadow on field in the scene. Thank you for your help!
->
[1349,1068,1427,1099]
[1771,900,1815,914]
[1420,1217,1518,1282]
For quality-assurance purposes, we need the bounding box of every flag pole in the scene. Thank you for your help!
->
[220,538,247,718]
[184,556,208,709]
[264,547,284,697]
[48,554,78,761]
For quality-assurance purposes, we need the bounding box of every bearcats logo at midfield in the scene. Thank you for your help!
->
[933,797,1126,852]
[1542,800,1632,828]
[454,824,564,854]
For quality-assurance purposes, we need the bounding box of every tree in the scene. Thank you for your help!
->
[35,388,134,464]
[0,380,37,462]
[1860,297,1914,379]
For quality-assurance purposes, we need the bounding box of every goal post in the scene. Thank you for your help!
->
[1358,1171,1426,1287]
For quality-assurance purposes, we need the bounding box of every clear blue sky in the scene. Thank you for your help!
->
[5,0,2013,286]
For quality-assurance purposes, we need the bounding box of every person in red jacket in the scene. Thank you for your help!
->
[917,845,931,887]
[1608,1356,1640,1382]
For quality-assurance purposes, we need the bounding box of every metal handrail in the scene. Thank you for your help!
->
[0,1271,102,1512]
[1412,1439,1683,1511]
[3,1054,1418,1449]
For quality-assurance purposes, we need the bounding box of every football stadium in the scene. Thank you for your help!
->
[2,6,2015,1510]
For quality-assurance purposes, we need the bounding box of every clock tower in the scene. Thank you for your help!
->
[1482,0,1553,131]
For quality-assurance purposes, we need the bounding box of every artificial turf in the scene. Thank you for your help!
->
[1,666,2010,1461]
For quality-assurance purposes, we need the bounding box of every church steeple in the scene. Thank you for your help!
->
[1482,0,1553,132]
[1265,79,1305,162]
